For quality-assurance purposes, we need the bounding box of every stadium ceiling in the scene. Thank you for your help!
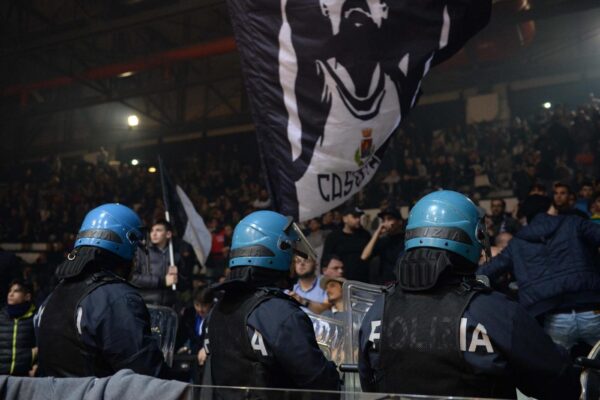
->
[0,0,599,162]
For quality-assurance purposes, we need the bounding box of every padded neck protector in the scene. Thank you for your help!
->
[55,246,110,279]
[397,248,456,291]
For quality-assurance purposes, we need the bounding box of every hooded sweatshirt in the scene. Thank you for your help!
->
[478,213,600,317]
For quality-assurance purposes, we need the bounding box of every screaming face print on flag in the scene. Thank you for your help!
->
[227,0,491,221]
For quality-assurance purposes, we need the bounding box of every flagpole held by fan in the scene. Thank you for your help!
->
[159,156,177,292]
[159,155,212,292]
[164,210,177,291]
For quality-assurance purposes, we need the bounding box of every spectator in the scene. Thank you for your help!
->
[320,277,347,321]
[321,254,344,278]
[360,207,405,285]
[488,199,521,244]
[251,188,272,209]
[575,181,594,217]
[305,218,327,263]
[322,206,371,282]
[528,183,547,196]
[484,232,514,260]
[289,256,329,314]
[478,195,600,350]
[177,286,214,384]
[0,280,36,376]
[513,164,538,200]
[320,212,336,232]
[553,182,589,219]
[494,232,513,252]
[131,220,189,307]
[207,219,228,281]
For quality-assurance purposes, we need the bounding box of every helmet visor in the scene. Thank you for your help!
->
[475,207,491,259]
[284,219,317,261]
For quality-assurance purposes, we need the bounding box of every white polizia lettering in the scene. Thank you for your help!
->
[460,318,494,353]
[369,320,382,348]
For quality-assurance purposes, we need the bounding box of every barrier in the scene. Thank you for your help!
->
[148,305,179,367]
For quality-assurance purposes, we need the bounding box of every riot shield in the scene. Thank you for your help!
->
[309,313,347,366]
[580,340,600,400]
[147,304,179,367]
[342,281,385,393]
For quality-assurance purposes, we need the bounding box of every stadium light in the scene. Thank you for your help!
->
[148,166,157,173]
[131,159,139,166]
[543,102,552,109]
[127,114,139,127]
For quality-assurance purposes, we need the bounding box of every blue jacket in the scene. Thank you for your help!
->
[359,289,580,399]
[478,213,600,317]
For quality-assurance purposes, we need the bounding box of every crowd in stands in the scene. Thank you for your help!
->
[2,101,599,246]
[0,100,599,380]
[371,101,600,205]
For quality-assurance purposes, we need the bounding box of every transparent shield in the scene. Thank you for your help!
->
[342,281,385,394]
[581,340,600,400]
[308,313,347,367]
[147,304,179,367]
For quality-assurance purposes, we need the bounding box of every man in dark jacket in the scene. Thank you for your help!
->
[488,198,521,244]
[34,203,165,378]
[0,280,36,376]
[360,206,405,285]
[360,191,580,399]
[479,194,600,349]
[131,220,189,307]
[203,210,340,398]
[322,206,371,282]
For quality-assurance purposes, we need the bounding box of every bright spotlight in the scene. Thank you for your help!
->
[127,115,139,127]
[543,102,552,109]
[148,166,157,173]
[131,159,139,166]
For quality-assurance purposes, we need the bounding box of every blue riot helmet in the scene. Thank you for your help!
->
[404,190,488,264]
[229,210,316,271]
[74,203,144,261]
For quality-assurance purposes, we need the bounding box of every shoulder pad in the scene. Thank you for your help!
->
[256,287,297,303]
[85,270,129,286]
[458,278,492,294]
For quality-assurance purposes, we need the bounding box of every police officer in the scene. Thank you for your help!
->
[35,204,164,377]
[203,210,340,397]
[358,191,580,399]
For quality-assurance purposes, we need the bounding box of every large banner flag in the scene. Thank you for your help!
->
[226,0,491,221]
[159,157,212,266]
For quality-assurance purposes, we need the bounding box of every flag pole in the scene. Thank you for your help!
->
[159,156,177,291]
[164,211,176,291]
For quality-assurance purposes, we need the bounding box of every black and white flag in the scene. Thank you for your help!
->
[159,158,212,266]
[227,0,491,221]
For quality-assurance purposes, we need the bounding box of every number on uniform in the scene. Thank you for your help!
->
[251,330,269,356]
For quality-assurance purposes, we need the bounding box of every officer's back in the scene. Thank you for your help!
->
[358,191,580,399]
[202,211,340,399]
[34,204,164,378]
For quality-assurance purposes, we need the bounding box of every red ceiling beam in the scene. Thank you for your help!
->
[4,36,237,103]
